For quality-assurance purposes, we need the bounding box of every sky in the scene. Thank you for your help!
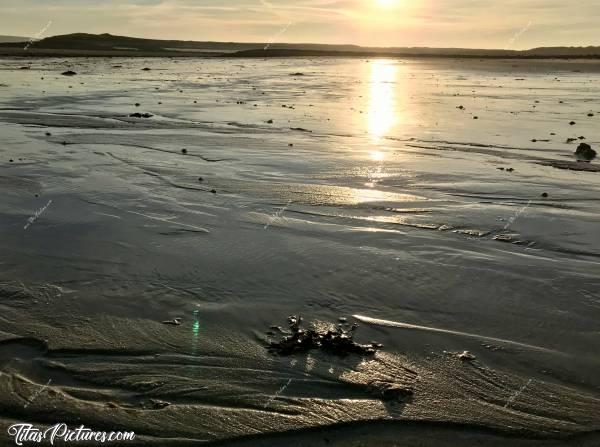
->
[2,0,600,49]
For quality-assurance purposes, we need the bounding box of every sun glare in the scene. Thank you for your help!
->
[367,60,398,140]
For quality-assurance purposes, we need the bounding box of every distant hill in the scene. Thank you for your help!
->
[1,33,600,58]
[0,35,29,43]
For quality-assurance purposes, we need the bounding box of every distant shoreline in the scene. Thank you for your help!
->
[2,32,600,59]
[3,47,600,59]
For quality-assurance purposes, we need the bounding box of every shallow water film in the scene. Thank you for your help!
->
[0,57,599,446]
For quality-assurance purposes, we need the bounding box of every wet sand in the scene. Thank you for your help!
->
[0,57,599,445]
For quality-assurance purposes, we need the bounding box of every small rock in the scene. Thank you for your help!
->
[494,234,512,243]
[61,71,77,76]
[588,113,594,117]
[142,67,151,71]
[161,318,182,326]
[267,119,274,124]
[129,113,153,118]
[506,168,514,172]
[575,143,597,161]
[541,192,549,198]
[458,351,476,362]
[198,177,204,182]
[210,189,217,194]
[367,381,413,402]
[569,121,576,125]
[181,148,188,154]
[45,132,51,136]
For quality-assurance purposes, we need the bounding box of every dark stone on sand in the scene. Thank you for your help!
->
[588,113,595,117]
[290,127,312,132]
[567,138,577,143]
[135,103,140,107]
[142,67,151,71]
[290,72,305,76]
[569,121,576,125]
[45,132,51,136]
[19,66,31,70]
[367,381,413,402]
[541,192,549,198]
[268,315,381,357]
[506,168,514,172]
[9,159,13,163]
[457,105,465,110]
[288,143,293,147]
[458,351,476,362]
[210,189,217,194]
[198,177,204,182]
[181,148,188,154]
[575,143,597,160]
[61,71,77,76]
[129,113,153,118]
[141,399,170,410]
[267,119,274,124]
[473,116,478,119]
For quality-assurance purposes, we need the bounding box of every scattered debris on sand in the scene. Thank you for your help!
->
[268,315,381,357]
[575,143,597,161]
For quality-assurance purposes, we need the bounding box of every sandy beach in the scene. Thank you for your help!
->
[1,56,599,446]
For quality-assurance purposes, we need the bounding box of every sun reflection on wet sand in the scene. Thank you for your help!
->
[368,60,399,140]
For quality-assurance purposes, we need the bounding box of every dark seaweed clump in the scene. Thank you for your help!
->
[268,315,381,357]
